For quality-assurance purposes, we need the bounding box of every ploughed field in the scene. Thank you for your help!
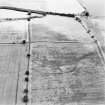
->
[0,23,105,105]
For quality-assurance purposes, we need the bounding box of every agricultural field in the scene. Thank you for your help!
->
[0,20,105,105]
[0,21,28,105]
[30,42,105,105]
[0,44,27,105]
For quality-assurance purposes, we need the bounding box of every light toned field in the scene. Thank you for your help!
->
[0,20,105,105]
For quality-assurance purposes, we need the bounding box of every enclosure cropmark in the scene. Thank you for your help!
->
[0,5,105,105]
[30,41,105,104]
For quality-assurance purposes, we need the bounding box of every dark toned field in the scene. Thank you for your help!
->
[0,44,27,105]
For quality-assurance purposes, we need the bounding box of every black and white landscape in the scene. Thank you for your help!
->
[0,0,105,105]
